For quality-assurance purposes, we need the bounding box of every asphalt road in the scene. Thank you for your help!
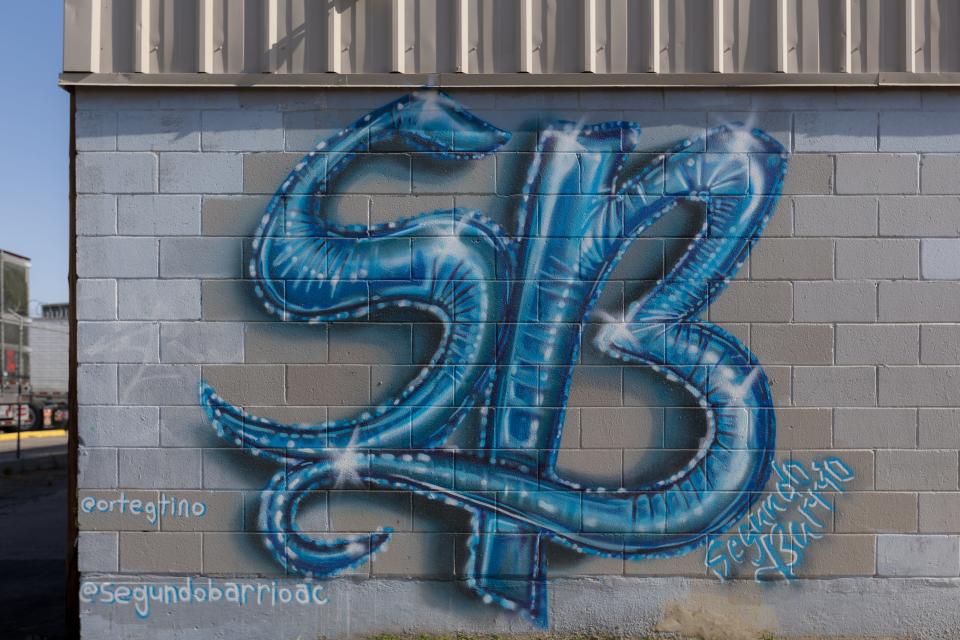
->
[0,465,67,639]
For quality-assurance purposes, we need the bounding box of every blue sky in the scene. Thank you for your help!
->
[0,2,69,311]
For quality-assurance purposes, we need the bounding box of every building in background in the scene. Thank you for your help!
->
[0,250,69,430]
[31,304,69,427]
[0,249,31,428]
[64,1,960,638]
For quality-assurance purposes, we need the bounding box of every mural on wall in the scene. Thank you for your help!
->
[199,90,791,625]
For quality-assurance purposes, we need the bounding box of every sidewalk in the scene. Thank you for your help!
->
[0,430,67,475]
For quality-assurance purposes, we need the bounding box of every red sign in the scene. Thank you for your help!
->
[4,350,16,374]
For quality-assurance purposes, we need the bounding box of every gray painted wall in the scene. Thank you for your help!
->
[75,87,960,639]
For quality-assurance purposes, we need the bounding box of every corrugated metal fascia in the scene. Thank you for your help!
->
[58,71,960,88]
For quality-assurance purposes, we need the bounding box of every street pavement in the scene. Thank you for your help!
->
[0,458,67,638]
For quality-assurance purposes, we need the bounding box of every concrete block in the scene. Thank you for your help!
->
[881,111,960,152]
[709,282,793,322]
[78,532,119,572]
[118,364,201,406]
[329,491,411,532]
[118,111,201,151]
[118,195,201,236]
[589,89,665,110]
[793,366,876,407]
[157,490,243,532]
[557,449,622,486]
[624,550,706,577]
[919,494,960,533]
[876,449,959,490]
[580,407,663,449]
[79,90,239,111]
[751,323,833,365]
[750,238,833,280]
[118,279,200,320]
[77,279,117,320]
[160,406,224,449]
[835,492,918,533]
[837,92,922,110]
[549,547,625,577]
[773,408,832,448]
[497,152,579,196]
[78,447,119,489]
[119,448,203,489]
[794,281,877,322]
[880,196,960,236]
[333,154,413,195]
[413,155,495,194]
[287,365,369,406]
[793,534,876,577]
[201,280,274,321]
[921,156,960,195]
[251,490,326,532]
[370,365,424,405]
[78,406,159,447]
[202,533,286,575]
[77,152,157,194]
[834,408,918,448]
[920,409,960,448]
[879,366,960,407]
[244,323,327,364]
[794,196,877,237]
[619,111,707,153]
[880,282,960,322]
[202,448,285,490]
[160,153,242,193]
[78,490,160,531]
[77,195,117,235]
[371,533,456,578]
[119,532,202,572]
[201,195,271,236]
[836,154,919,195]
[923,91,960,110]
[76,237,158,277]
[568,365,622,407]
[836,324,919,365]
[284,108,370,151]
[202,110,284,151]
[496,90,580,110]
[780,154,834,195]
[283,194,369,228]
[836,239,920,279]
[160,322,244,364]
[795,112,878,152]
[751,90,838,111]
[202,364,285,405]
[78,322,159,364]
[763,194,794,237]
[668,88,753,110]
[76,111,118,151]
[371,195,453,227]
[922,239,960,279]
[708,112,791,151]
[921,326,960,364]
[328,324,412,364]
[242,152,304,194]
[877,535,960,577]
[78,364,118,404]
[159,237,243,278]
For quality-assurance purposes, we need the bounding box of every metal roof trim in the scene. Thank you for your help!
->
[59,72,960,89]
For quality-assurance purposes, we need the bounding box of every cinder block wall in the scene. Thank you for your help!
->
[74,87,960,639]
